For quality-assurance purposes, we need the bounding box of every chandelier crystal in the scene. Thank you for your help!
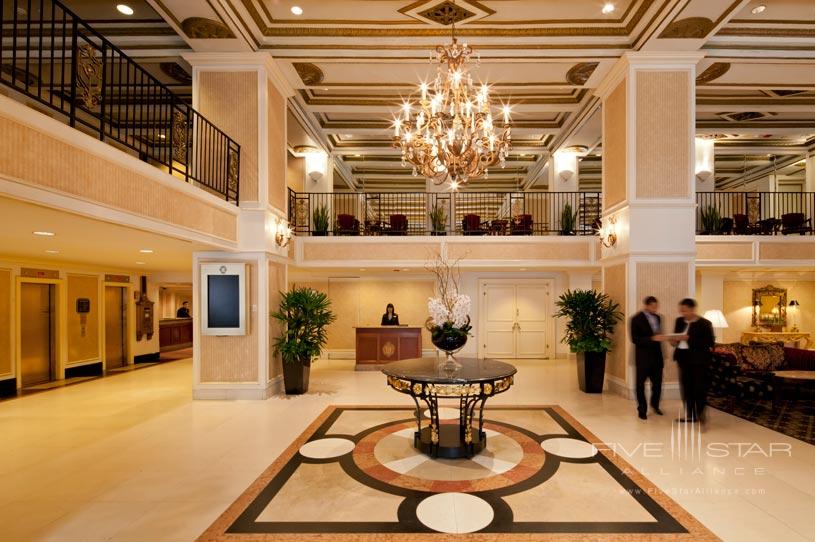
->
[393,28,511,188]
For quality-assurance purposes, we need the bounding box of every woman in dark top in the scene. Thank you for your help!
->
[381,303,400,326]
[670,298,715,423]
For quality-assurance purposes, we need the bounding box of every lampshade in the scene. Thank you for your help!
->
[703,309,729,328]
[789,300,800,307]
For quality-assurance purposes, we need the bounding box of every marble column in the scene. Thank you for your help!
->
[184,53,293,399]
[595,52,702,399]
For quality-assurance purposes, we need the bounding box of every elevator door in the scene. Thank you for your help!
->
[20,283,55,386]
[105,286,127,370]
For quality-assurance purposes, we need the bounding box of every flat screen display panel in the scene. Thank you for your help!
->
[207,275,240,328]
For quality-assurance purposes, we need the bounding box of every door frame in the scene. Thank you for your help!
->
[15,277,65,389]
[101,281,134,369]
[477,278,555,360]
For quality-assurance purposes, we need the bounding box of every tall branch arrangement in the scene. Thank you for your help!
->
[426,252,471,330]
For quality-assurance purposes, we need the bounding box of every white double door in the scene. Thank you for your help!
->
[479,280,552,359]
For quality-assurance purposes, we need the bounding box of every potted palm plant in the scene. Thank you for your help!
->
[559,202,578,235]
[312,205,329,236]
[555,289,623,393]
[272,287,336,394]
[699,205,721,235]
[429,203,447,236]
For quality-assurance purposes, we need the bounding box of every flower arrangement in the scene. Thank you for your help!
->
[426,253,472,362]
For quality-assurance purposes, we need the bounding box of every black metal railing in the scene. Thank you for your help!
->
[697,192,815,235]
[0,0,240,203]
[287,189,602,236]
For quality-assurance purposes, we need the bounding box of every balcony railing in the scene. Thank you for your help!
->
[697,192,815,235]
[0,0,240,203]
[287,189,602,236]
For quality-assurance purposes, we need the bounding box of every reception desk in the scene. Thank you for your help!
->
[159,318,193,351]
[355,326,422,369]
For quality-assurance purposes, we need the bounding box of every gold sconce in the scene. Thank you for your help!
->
[271,217,293,248]
[599,216,617,248]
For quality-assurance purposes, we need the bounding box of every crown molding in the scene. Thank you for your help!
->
[182,52,295,98]
[594,51,706,99]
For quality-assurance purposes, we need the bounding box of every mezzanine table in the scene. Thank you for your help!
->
[382,357,517,459]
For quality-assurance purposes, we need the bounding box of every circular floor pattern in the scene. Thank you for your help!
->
[352,420,545,492]
[422,407,459,420]
[299,437,356,459]
[539,437,598,459]
[416,492,494,533]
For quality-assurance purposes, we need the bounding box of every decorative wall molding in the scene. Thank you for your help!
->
[181,17,235,39]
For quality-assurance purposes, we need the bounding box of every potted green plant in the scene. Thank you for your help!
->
[312,205,329,236]
[429,204,447,236]
[699,205,721,235]
[559,202,578,235]
[555,289,623,393]
[272,287,336,394]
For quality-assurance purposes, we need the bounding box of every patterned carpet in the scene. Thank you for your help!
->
[708,396,815,445]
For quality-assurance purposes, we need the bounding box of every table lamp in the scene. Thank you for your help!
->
[703,309,729,342]
[789,300,800,332]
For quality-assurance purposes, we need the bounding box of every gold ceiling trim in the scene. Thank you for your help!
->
[160,62,192,84]
[181,17,235,39]
[262,43,625,51]
[659,17,715,39]
[695,62,730,84]
[717,27,815,38]
[565,62,599,86]
[293,62,325,86]
[729,19,815,25]
[299,90,583,107]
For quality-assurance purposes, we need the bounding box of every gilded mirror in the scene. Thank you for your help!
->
[751,285,787,329]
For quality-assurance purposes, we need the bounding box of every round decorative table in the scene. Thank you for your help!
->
[382,357,517,459]
[771,370,815,410]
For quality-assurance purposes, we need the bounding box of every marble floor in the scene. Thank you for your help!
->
[1,356,814,541]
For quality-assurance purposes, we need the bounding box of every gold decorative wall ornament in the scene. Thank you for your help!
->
[382,341,396,358]
[172,111,187,163]
[393,22,511,188]
[181,17,235,39]
[659,17,715,39]
[418,0,476,26]
[565,62,599,86]
[293,62,324,86]
[76,43,102,109]
[227,149,240,191]
[696,62,730,85]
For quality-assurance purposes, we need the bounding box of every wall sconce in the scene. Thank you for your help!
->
[598,216,617,248]
[270,217,293,248]
[554,150,577,183]
[694,136,714,183]
[304,151,327,183]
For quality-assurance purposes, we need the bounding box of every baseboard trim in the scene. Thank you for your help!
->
[135,352,161,363]
[0,377,16,397]
[66,362,103,378]
[326,349,436,361]
[192,375,283,400]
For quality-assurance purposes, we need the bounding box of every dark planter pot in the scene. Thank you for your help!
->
[313,230,328,237]
[576,351,606,393]
[283,359,311,394]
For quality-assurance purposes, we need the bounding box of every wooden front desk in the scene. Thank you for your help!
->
[355,326,422,368]
[159,318,193,351]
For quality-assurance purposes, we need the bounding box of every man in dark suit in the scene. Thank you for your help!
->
[630,296,665,420]
[670,298,715,423]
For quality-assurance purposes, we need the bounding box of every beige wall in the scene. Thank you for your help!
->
[634,71,690,199]
[722,279,815,344]
[291,278,435,352]
[268,260,286,379]
[199,261,259,382]
[198,71,259,202]
[0,269,11,376]
[0,114,237,242]
[66,274,100,364]
[602,263,627,380]
[268,81,287,211]
[287,152,304,193]
[603,81,627,210]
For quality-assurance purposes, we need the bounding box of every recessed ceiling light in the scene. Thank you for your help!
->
[139,249,154,254]
[116,4,134,16]
[135,261,146,265]
[291,5,303,15]
[520,268,527,271]
[360,268,366,271]
[601,2,615,15]
[33,231,55,237]
[44,249,60,254]
[402,268,409,271]
[751,4,766,14]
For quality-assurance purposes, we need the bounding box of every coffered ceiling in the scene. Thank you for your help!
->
[60,0,815,191]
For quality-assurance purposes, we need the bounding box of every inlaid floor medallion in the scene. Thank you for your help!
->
[197,406,718,541]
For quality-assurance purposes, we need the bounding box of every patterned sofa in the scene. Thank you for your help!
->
[711,342,815,406]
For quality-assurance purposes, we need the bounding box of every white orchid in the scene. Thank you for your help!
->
[427,292,471,327]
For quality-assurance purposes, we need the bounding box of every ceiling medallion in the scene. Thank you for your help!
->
[659,17,714,39]
[696,62,730,85]
[565,62,599,86]
[180,17,235,39]
[418,0,476,26]
[392,22,511,189]
[293,62,325,86]
[160,62,192,85]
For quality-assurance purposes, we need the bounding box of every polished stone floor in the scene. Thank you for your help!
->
[1,356,814,541]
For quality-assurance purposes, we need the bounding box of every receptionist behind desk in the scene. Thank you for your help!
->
[381,303,400,326]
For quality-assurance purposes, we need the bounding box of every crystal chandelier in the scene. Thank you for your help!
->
[392,24,511,189]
